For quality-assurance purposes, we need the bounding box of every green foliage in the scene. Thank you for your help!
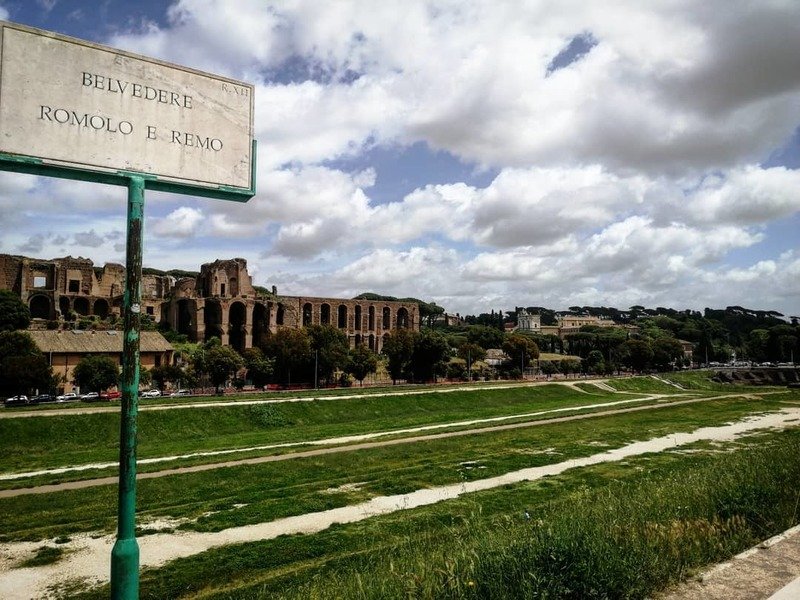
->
[0,290,31,331]
[262,328,311,385]
[245,404,290,428]
[465,325,505,350]
[501,334,540,370]
[19,545,64,568]
[347,344,378,385]
[457,342,486,363]
[0,330,56,396]
[242,347,274,388]
[307,325,350,385]
[381,328,417,384]
[204,345,245,391]
[620,339,654,373]
[410,329,451,382]
[72,355,119,393]
[150,364,185,390]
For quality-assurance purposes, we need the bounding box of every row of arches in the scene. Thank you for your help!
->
[28,294,114,320]
[301,303,409,330]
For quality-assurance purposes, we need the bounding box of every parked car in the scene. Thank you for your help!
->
[56,392,78,402]
[32,394,56,403]
[4,395,29,407]
[81,392,101,402]
[141,389,161,398]
[170,389,193,397]
[100,391,122,401]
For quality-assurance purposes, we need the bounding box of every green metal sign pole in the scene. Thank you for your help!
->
[111,174,145,599]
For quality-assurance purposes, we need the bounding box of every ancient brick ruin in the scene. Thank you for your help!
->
[0,254,419,353]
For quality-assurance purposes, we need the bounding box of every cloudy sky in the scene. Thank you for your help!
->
[1,0,799,317]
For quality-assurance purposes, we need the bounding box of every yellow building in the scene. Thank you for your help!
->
[27,330,174,394]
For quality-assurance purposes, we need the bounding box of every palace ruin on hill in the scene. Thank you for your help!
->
[0,254,419,353]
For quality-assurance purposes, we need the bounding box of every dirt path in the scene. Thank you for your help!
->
[1,391,689,483]
[1,408,798,600]
[4,390,769,499]
[657,525,800,600]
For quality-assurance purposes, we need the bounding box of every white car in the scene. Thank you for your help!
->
[170,389,193,397]
[56,393,78,402]
[141,389,161,397]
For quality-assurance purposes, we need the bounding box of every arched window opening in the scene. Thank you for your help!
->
[338,305,347,328]
[303,303,313,327]
[73,296,89,316]
[29,295,51,319]
[93,298,109,319]
[368,306,375,330]
[276,304,285,325]
[382,307,391,329]
[229,302,247,353]
[397,307,409,329]
[354,305,362,330]
[321,303,331,325]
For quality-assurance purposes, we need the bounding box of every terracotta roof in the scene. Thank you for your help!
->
[27,330,173,353]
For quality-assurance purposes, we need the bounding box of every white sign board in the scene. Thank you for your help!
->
[0,21,254,192]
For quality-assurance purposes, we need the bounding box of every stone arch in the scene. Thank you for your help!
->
[229,276,238,297]
[397,307,409,329]
[368,306,375,330]
[204,300,223,342]
[276,303,285,326]
[59,296,71,320]
[93,298,109,319]
[355,333,362,346]
[338,305,347,328]
[229,302,247,353]
[29,295,51,319]
[368,334,375,351]
[253,302,269,348]
[382,306,391,329]
[321,303,331,325]
[354,305,362,330]
[176,299,194,339]
[73,296,89,316]
[302,303,313,327]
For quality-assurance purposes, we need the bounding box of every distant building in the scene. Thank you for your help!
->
[515,309,541,332]
[27,330,174,394]
[0,253,420,354]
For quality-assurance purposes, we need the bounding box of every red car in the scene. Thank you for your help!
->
[99,391,122,401]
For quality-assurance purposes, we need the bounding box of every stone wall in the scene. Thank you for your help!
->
[1,253,420,352]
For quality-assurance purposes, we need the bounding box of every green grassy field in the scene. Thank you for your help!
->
[1,375,798,599]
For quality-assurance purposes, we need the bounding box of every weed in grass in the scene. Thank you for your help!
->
[19,545,64,567]
[53,535,71,544]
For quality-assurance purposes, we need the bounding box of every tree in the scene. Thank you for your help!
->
[150,364,185,391]
[457,342,486,380]
[0,290,31,332]
[502,334,540,372]
[620,339,654,373]
[0,331,55,396]
[540,360,560,378]
[651,337,684,371]
[205,345,245,393]
[466,325,505,350]
[263,328,311,385]
[347,344,378,386]
[242,347,274,388]
[410,329,451,382]
[307,325,350,386]
[382,328,417,384]
[585,350,606,375]
[73,355,120,393]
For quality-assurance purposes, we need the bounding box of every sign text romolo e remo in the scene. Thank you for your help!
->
[0,21,254,192]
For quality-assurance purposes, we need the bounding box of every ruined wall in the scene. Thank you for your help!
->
[1,253,422,354]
